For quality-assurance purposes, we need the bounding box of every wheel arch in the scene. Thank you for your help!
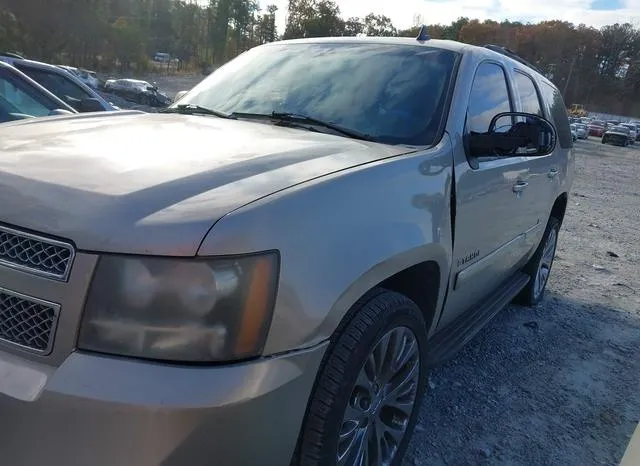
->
[318,244,449,345]
[551,192,568,225]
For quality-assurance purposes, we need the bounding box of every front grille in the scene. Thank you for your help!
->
[0,287,59,354]
[0,225,75,281]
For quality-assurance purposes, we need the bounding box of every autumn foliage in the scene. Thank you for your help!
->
[1,1,638,116]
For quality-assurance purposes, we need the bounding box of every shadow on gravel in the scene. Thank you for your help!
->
[405,294,640,466]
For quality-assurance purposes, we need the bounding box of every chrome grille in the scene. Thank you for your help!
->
[0,287,60,354]
[0,225,75,281]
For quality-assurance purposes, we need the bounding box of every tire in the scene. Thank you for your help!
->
[296,290,428,466]
[515,216,561,306]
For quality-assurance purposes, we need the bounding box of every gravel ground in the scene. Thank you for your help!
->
[405,139,640,465]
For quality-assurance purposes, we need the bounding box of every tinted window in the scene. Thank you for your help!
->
[15,66,92,109]
[513,71,543,116]
[466,62,512,134]
[0,69,62,121]
[540,82,572,149]
[177,43,459,146]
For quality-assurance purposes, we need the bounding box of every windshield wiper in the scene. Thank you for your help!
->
[270,112,374,141]
[161,104,235,119]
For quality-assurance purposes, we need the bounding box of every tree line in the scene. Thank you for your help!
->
[1,0,639,116]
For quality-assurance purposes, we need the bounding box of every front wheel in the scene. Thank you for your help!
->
[296,290,428,466]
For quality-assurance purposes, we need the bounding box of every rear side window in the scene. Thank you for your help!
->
[0,69,61,120]
[513,71,543,116]
[466,62,512,134]
[14,66,92,106]
[540,82,572,149]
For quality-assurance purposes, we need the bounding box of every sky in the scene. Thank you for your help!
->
[262,0,640,35]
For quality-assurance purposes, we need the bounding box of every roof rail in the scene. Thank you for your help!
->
[483,44,543,74]
[2,52,24,59]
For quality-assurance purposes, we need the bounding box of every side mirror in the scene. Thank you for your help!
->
[78,98,105,112]
[174,90,188,101]
[468,112,557,157]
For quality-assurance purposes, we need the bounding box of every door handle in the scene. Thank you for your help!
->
[547,168,559,179]
[512,181,529,193]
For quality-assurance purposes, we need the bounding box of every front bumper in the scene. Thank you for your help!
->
[0,343,327,466]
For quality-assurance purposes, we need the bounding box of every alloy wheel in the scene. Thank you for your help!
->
[337,326,421,466]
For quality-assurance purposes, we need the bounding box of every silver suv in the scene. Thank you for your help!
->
[0,33,573,466]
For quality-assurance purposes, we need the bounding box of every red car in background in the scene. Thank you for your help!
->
[588,120,606,137]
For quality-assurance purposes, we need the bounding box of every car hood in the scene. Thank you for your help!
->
[0,112,408,255]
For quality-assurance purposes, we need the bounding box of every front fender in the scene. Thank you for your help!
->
[198,139,454,355]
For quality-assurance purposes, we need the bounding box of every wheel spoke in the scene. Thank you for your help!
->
[391,328,418,373]
[353,428,369,466]
[338,424,367,465]
[372,332,393,381]
[339,415,360,440]
[368,417,383,465]
[542,229,557,264]
[375,416,403,461]
[534,227,557,299]
[356,366,374,392]
[383,365,418,415]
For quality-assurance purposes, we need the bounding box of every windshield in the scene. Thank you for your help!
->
[175,42,459,146]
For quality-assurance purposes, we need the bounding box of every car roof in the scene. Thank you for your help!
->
[270,36,472,54]
[0,55,116,110]
[268,36,551,84]
[0,55,73,73]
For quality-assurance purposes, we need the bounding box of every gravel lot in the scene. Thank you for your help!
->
[405,139,640,465]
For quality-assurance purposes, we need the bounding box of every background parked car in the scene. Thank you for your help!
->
[104,78,171,107]
[0,55,117,112]
[57,65,102,89]
[602,125,631,146]
[587,120,606,137]
[619,123,637,144]
[574,123,588,139]
[570,123,578,141]
[0,60,75,123]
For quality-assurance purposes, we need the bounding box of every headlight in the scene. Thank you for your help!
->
[78,253,279,362]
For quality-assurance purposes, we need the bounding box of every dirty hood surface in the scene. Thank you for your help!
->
[0,112,407,255]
